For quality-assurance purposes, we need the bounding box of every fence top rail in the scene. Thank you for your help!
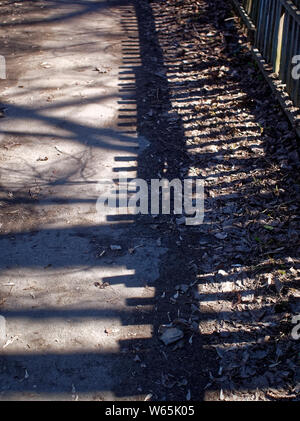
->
[279,0,300,25]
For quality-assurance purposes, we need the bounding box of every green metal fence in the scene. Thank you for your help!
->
[237,0,300,107]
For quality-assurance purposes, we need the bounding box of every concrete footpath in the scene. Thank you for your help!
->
[0,0,166,400]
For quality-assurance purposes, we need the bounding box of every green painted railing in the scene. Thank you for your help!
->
[237,0,300,107]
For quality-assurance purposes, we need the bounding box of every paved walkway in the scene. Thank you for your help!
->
[0,0,166,400]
